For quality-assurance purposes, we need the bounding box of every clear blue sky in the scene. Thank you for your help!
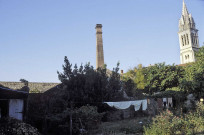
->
[0,0,204,82]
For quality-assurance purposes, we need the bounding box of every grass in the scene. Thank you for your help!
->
[89,116,152,135]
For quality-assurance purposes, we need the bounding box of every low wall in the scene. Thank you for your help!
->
[0,82,59,93]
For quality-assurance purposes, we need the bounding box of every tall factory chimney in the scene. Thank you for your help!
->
[95,24,104,69]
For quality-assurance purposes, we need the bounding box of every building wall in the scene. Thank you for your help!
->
[178,30,199,64]
[0,82,59,93]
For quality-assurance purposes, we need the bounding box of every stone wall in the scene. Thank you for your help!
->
[0,82,59,93]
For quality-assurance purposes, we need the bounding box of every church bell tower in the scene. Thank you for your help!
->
[178,0,199,64]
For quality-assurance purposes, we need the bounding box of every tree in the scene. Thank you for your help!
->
[122,63,184,95]
[106,62,123,100]
[134,64,146,89]
[20,79,28,86]
[57,56,123,103]
[145,63,184,93]
[179,46,204,97]
[121,64,145,90]
[123,79,135,97]
[19,79,30,92]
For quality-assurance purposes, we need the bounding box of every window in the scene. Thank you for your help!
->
[185,55,190,60]
[191,34,193,44]
[181,36,184,46]
[195,37,197,45]
[186,34,189,45]
[184,35,186,45]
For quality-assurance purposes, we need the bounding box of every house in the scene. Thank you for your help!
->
[0,86,29,121]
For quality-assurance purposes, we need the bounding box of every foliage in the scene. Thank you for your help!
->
[0,118,41,135]
[20,78,29,86]
[28,95,105,134]
[19,78,30,92]
[145,63,184,93]
[57,56,123,103]
[122,64,147,97]
[134,64,146,89]
[109,47,204,98]
[121,68,137,82]
[179,46,204,97]
[44,105,104,135]
[122,63,184,95]
[26,57,123,134]
[122,64,145,89]
[151,90,185,99]
[144,102,204,135]
[122,79,135,97]
[73,105,105,131]
[27,57,123,134]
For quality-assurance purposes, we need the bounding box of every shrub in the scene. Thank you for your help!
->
[0,118,41,135]
[144,102,204,135]
[43,105,104,135]
[73,105,105,131]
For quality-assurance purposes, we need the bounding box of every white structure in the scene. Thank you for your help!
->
[9,99,24,120]
[178,0,199,64]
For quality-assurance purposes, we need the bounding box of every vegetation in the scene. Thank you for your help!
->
[26,46,204,134]
[39,105,105,135]
[27,57,124,134]
[0,118,40,135]
[122,79,135,97]
[19,78,30,92]
[145,63,184,92]
[57,56,123,103]
[122,46,204,98]
[90,117,151,135]
[144,102,204,135]
[72,105,105,132]
[20,78,29,86]
[179,47,204,98]
[122,63,184,96]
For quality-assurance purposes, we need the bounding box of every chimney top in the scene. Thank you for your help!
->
[95,24,102,29]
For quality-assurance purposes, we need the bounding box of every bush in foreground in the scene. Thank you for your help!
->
[144,102,204,135]
[43,105,104,135]
[0,118,41,135]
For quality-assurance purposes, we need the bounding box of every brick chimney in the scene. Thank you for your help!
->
[95,24,104,69]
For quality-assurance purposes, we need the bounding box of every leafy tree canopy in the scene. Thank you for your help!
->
[57,56,123,103]
[179,46,204,97]
[145,63,184,92]
[20,78,28,86]
[122,63,184,95]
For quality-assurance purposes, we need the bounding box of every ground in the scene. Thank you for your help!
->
[89,116,151,135]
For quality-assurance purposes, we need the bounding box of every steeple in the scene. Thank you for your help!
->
[179,0,195,32]
[182,0,189,16]
[178,0,200,64]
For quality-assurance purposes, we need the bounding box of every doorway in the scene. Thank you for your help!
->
[0,100,9,118]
